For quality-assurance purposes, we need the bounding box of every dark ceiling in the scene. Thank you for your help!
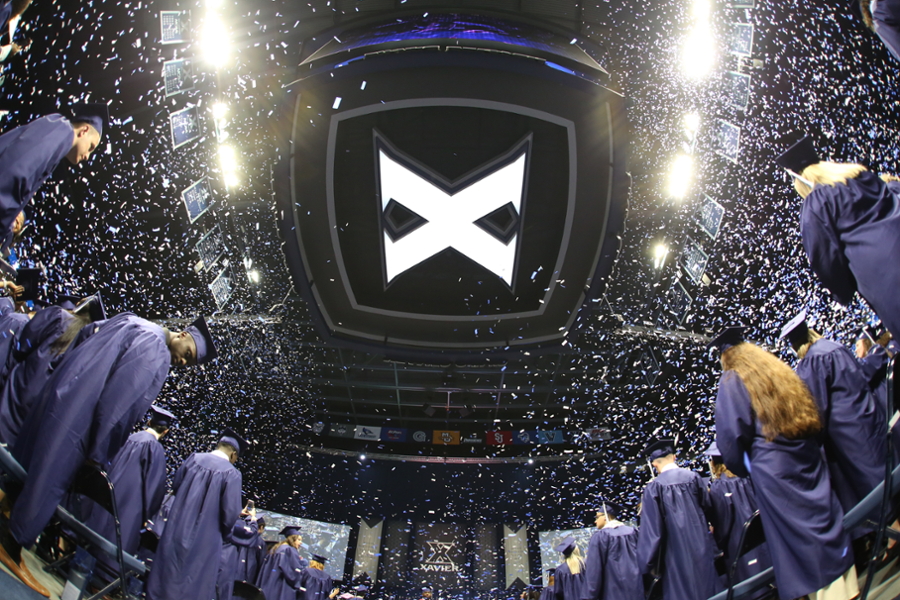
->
[1,0,895,525]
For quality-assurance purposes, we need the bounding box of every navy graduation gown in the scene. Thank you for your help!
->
[800,171,900,339]
[83,430,166,570]
[0,115,73,234]
[873,0,900,62]
[707,475,772,590]
[234,521,267,584]
[298,566,334,600]
[583,523,643,600]
[218,518,259,600]
[539,586,554,600]
[636,466,720,600]
[256,544,305,600]
[0,305,73,446]
[0,308,27,385]
[553,560,586,600]
[796,339,886,513]
[145,452,242,600]
[715,370,853,599]
[9,313,170,547]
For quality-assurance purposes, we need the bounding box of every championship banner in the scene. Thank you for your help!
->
[382,427,408,443]
[486,431,512,445]
[411,429,432,443]
[432,430,461,445]
[536,430,565,444]
[329,423,356,439]
[513,431,536,445]
[354,425,382,441]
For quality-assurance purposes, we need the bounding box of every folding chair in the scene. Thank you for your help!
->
[233,580,267,600]
[726,510,766,600]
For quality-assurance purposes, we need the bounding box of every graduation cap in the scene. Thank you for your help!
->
[704,441,721,458]
[355,586,369,593]
[643,438,676,462]
[856,324,885,343]
[15,267,43,302]
[73,292,106,322]
[598,501,621,521]
[256,516,266,529]
[280,525,302,537]
[708,326,746,354]
[71,102,110,139]
[554,536,576,555]
[218,427,250,456]
[775,134,820,178]
[57,294,81,311]
[421,587,432,593]
[148,405,175,429]
[545,568,556,575]
[0,297,14,316]
[185,315,218,364]
[779,310,809,348]
[312,554,329,564]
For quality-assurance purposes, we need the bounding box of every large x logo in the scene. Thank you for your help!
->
[376,132,530,287]
[425,541,456,566]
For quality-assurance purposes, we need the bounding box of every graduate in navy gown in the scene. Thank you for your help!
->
[0,103,107,234]
[777,135,900,340]
[145,429,246,600]
[539,569,555,600]
[553,536,586,600]
[860,0,900,62]
[0,313,217,597]
[780,311,886,515]
[299,553,339,600]
[230,514,267,585]
[0,293,104,446]
[636,438,720,600]
[0,296,27,384]
[255,525,305,600]
[704,441,772,593]
[713,326,858,600]
[582,503,642,600]
[82,405,172,576]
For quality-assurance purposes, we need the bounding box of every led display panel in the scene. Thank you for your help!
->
[255,509,351,580]
[275,14,629,359]
[170,106,200,149]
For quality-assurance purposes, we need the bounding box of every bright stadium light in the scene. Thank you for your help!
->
[667,154,694,199]
[199,15,230,68]
[682,24,717,80]
[683,112,701,137]
[653,243,670,270]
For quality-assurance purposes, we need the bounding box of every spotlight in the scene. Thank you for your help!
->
[527,458,534,465]
[653,243,669,270]
[199,15,230,68]
[683,112,701,138]
[681,25,717,80]
[211,101,228,121]
[359,454,366,461]
[667,155,694,199]
[248,269,260,284]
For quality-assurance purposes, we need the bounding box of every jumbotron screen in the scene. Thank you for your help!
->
[256,508,351,579]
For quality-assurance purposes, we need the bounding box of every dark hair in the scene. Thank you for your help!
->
[10,0,32,18]
[216,441,238,456]
[721,342,821,441]
[149,422,169,435]
[50,310,92,356]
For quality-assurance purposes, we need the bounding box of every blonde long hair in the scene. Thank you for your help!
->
[270,534,301,555]
[721,342,821,441]
[564,546,584,575]
[795,328,824,360]
[794,162,867,199]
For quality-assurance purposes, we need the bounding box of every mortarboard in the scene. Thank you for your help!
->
[779,310,810,348]
[775,134,820,175]
[422,587,432,593]
[554,536,576,555]
[15,267,43,302]
[149,405,175,428]
[704,441,721,457]
[71,102,110,139]
[598,502,621,521]
[355,586,369,593]
[708,326,746,353]
[73,292,106,322]
[545,568,556,575]
[185,315,218,364]
[312,554,329,563]
[219,427,250,456]
[856,324,884,342]
[58,294,80,311]
[256,516,265,529]
[643,438,676,461]
[280,525,302,537]
[0,297,14,316]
